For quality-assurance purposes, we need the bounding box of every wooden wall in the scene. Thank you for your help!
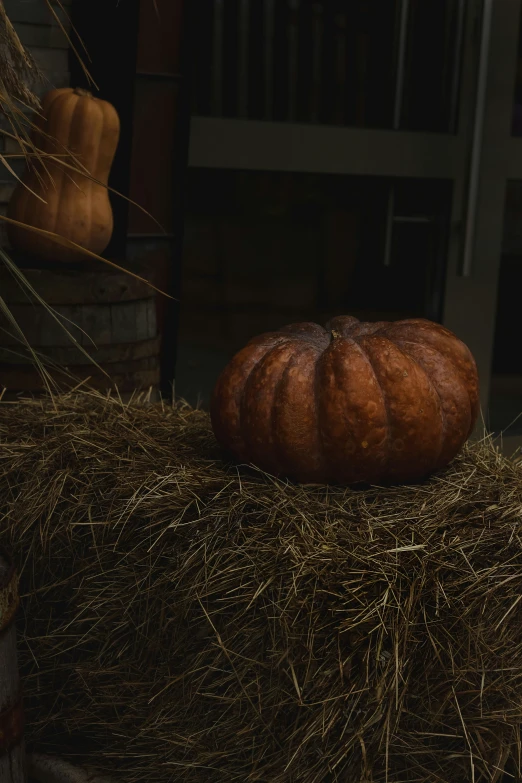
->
[67,0,190,397]
[126,0,190,397]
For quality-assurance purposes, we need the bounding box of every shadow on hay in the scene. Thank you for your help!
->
[0,391,521,783]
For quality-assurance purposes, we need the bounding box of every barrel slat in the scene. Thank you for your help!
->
[0,551,25,783]
[147,300,157,340]
[111,301,136,344]
[134,300,148,343]
[40,305,75,348]
[79,304,112,346]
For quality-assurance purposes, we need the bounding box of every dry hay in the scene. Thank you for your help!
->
[0,1,42,112]
[0,391,521,783]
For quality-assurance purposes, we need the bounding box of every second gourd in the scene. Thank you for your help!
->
[7,87,120,264]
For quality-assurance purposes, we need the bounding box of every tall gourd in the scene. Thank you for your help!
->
[7,87,120,263]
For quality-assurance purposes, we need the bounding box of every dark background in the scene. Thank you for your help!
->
[62,0,522,434]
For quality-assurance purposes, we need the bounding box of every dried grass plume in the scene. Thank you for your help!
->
[0,0,42,111]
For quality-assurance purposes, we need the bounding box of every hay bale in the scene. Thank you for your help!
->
[0,391,521,782]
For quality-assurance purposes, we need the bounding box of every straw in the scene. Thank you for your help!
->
[0,390,521,782]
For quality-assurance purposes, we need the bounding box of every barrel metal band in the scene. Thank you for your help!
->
[0,696,24,755]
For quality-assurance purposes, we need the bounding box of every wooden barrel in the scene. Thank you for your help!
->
[0,549,25,783]
[0,266,162,397]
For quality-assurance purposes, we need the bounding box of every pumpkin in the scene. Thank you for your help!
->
[7,87,120,263]
[210,316,480,485]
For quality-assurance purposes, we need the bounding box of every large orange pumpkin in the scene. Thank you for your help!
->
[7,87,120,263]
[210,316,480,484]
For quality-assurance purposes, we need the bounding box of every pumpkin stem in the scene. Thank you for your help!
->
[73,88,93,98]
